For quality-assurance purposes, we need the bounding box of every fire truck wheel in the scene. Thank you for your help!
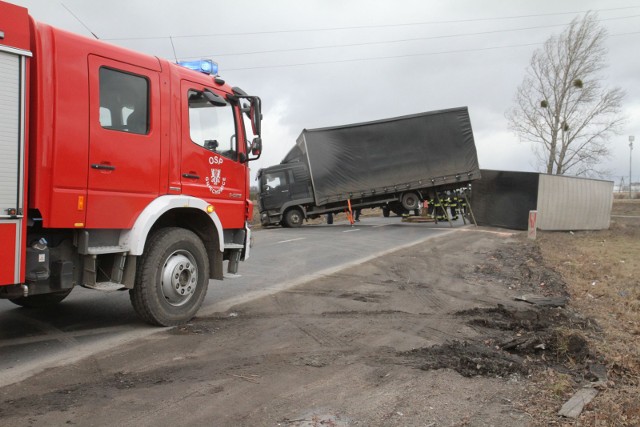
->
[130,227,209,326]
[283,208,304,228]
[9,289,72,308]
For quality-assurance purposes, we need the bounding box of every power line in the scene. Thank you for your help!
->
[179,14,640,60]
[225,42,542,71]
[223,31,640,72]
[103,6,640,41]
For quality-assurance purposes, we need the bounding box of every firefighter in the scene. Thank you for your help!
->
[449,192,459,221]
[427,197,435,218]
[435,193,447,222]
[459,188,469,216]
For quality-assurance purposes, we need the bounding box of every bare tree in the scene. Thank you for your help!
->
[506,13,625,176]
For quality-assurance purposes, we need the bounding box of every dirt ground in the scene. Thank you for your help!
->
[0,201,638,426]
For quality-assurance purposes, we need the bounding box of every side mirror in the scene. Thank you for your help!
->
[248,137,262,161]
[249,97,262,136]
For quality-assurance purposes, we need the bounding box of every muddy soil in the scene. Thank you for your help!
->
[0,228,594,426]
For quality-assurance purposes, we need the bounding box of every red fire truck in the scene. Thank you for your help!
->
[0,1,263,326]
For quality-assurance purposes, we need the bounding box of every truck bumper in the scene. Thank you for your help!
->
[260,210,280,226]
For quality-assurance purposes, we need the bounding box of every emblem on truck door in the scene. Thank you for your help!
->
[205,156,226,195]
[211,169,221,185]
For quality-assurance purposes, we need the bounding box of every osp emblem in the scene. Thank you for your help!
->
[206,156,227,195]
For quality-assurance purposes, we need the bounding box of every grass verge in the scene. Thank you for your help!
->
[528,200,640,425]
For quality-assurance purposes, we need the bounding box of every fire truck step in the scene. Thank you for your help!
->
[82,282,127,292]
[86,246,129,255]
[224,243,244,250]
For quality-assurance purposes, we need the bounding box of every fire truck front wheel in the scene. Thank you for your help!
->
[130,227,209,326]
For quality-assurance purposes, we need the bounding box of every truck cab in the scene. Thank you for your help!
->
[257,163,313,227]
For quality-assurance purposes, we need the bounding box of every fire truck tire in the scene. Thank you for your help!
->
[283,208,304,228]
[9,289,72,308]
[130,227,209,326]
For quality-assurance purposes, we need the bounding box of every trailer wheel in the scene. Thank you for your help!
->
[283,208,304,228]
[9,289,72,308]
[401,192,420,210]
[130,227,209,326]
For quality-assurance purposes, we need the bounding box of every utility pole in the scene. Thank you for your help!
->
[631,136,635,198]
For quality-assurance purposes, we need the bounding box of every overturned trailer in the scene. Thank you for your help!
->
[470,170,614,230]
[258,107,481,227]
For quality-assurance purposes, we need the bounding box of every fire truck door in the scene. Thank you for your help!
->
[87,57,161,228]
[0,50,27,285]
[180,82,246,229]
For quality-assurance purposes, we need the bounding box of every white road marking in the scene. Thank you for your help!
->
[276,238,306,244]
[343,229,360,233]
[456,228,515,237]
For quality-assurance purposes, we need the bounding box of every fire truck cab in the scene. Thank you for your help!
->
[0,1,263,326]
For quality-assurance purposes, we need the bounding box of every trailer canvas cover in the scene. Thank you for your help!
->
[287,107,480,206]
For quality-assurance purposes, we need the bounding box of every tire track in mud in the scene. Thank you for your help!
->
[293,321,352,348]
[264,251,488,357]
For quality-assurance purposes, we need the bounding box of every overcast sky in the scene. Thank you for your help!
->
[12,0,640,186]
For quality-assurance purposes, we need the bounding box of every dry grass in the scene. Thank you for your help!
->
[531,200,640,425]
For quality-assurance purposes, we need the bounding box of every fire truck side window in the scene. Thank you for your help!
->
[188,90,237,161]
[99,67,149,135]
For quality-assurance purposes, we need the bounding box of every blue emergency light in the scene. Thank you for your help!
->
[177,59,219,76]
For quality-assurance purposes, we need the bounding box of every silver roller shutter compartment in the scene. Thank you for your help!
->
[0,51,22,217]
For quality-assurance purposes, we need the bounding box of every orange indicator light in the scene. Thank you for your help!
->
[206,205,215,213]
[78,196,85,211]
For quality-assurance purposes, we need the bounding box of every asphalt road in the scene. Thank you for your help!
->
[0,215,460,387]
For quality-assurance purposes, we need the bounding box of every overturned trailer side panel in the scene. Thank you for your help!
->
[292,107,480,206]
[537,174,613,231]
